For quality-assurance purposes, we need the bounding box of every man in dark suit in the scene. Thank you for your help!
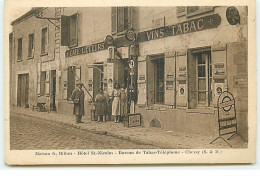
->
[70,81,85,124]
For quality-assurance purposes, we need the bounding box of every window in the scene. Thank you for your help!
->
[69,14,78,47]
[177,6,214,17]
[40,71,46,96]
[187,6,199,14]
[28,33,34,58]
[196,52,212,106]
[61,14,79,47]
[41,27,48,54]
[111,7,132,34]
[17,38,22,61]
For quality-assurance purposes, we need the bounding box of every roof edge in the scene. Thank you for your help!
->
[11,7,45,26]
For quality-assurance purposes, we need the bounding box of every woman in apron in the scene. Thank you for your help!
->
[112,83,121,123]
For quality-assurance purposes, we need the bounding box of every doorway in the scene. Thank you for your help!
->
[17,73,29,108]
[93,63,104,99]
[50,70,56,111]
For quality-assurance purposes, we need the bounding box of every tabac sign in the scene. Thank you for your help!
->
[217,91,236,120]
[138,14,221,42]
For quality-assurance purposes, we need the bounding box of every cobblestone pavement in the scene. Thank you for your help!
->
[10,113,158,150]
[9,107,248,149]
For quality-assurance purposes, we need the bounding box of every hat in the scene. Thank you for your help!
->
[76,81,83,85]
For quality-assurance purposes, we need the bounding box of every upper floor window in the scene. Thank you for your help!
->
[28,33,34,58]
[111,7,132,35]
[61,13,79,47]
[177,6,214,18]
[41,27,48,55]
[17,38,22,61]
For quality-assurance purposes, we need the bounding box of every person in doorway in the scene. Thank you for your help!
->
[95,88,107,122]
[120,83,128,122]
[112,83,121,123]
[104,88,112,121]
[70,81,85,124]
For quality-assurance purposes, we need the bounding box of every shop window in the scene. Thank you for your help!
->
[41,27,48,55]
[40,71,46,96]
[196,52,212,106]
[28,33,34,58]
[17,38,22,61]
[111,7,132,34]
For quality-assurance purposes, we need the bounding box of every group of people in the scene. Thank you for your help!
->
[70,81,128,124]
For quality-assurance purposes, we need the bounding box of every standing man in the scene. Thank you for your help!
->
[70,81,85,124]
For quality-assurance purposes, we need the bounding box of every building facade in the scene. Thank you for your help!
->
[10,6,248,139]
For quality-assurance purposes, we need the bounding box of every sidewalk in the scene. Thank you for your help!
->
[10,106,248,149]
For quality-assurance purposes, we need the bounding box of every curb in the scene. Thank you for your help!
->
[13,111,170,148]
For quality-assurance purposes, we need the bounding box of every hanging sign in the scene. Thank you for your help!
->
[104,35,114,46]
[125,29,136,41]
[226,6,240,25]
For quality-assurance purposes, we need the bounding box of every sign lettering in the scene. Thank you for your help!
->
[65,42,106,57]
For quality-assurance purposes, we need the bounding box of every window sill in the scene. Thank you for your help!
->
[68,43,78,49]
[186,108,216,114]
[27,56,34,60]
[17,59,22,62]
[40,52,48,57]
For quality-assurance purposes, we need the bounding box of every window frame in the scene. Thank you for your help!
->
[41,27,48,56]
[195,51,212,107]
[17,37,23,62]
[112,7,132,35]
[28,33,34,59]
[177,6,214,18]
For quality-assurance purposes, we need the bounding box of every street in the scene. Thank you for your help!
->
[10,113,157,150]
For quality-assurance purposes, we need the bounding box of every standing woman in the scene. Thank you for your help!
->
[95,88,107,122]
[112,83,121,123]
[120,83,128,121]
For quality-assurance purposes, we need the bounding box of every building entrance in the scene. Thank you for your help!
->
[50,70,56,111]
[17,73,29,108]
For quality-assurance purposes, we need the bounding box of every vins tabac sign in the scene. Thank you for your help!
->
[65,14,221,58]
[137,14,221,42]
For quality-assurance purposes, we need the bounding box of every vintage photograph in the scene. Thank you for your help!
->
[5,0,256,165]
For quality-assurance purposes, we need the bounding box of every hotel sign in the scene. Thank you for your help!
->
[138,14,221,42]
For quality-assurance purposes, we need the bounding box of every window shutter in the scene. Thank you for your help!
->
[117,7,124,32]
[211,44,227,107]
[164,51,176,106]
[61,15,70,46]
[176,50,187,108]
[63,68,68,100]
[37,72,41,96]
[87,67,93,102]
[177,6,187,17]
[137,59,146,105]
[45,70,50,96]
[146,56,155,106]
[128,7,132,29]
[111,7,117,34]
